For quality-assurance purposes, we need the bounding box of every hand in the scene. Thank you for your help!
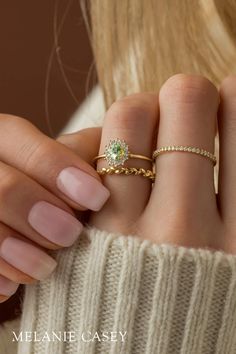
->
[0,117,109,303]
[90,74,236,256]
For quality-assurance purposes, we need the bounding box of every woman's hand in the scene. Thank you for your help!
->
[0,116,109,303]
[2,73,235,304]
[90,74,236,255]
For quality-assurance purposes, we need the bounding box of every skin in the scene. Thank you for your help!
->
[1,73,236,305]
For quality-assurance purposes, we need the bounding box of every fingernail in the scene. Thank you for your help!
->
[57,167,110,211]
[0,274,19,297]
[0,237,57,281]
[28,201,83,247]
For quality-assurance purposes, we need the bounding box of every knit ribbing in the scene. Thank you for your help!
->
[14,227,236,354]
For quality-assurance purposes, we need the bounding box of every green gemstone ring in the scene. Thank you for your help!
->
[93,138,153,167]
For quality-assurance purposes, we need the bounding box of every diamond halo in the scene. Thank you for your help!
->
[104,139,129,167]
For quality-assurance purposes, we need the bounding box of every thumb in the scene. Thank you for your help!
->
[57,127,102,164]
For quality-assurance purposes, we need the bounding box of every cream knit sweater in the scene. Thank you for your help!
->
[0,88,235,353]
[1,227,236,353]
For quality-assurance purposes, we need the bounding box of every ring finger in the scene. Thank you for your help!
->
[147,74,219,246]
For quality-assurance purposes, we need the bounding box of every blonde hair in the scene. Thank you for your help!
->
[82,0,236,108]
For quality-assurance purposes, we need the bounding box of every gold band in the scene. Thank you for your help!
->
[97,167,155,182]
[93,153,152,164]
[152,146,217,166]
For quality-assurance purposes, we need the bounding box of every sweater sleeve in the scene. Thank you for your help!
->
[16,227,236,354]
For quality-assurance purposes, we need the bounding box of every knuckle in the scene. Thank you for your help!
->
[107,94,155,129]
[117,92,157,103]
[0,170,20,203]
[18,139,54,173]
[160,74,217,105]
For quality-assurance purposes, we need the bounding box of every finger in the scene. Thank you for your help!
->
[218,76,236,223]
[0,295,10,303]
[0,237,57,282]
[0,257,35,284]
[0,275,19,302]
[57,127,101,163]
[147,75,219,241]
[91,93,158,233]
[0,116,109,211]
[0,161,83,249]
[0,223,40,284]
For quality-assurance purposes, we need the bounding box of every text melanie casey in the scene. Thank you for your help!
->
[12,331,127,343]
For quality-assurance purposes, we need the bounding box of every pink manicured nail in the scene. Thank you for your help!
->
[0,274,19,297]
[0,238,57,281]
[57,167,110,211]
[28,201,83,247]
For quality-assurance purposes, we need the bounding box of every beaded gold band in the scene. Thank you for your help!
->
[152,145,217,166]
[93,138,152,167]
[97,167,156,182]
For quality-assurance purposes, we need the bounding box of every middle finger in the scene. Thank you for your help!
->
[0,161,83,249]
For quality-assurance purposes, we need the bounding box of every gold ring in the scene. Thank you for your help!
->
[152,145,217,166]
[93,138,152,167]
[97,167,156,181]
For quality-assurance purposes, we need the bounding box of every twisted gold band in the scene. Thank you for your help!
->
[97,167,155,181]
[93,154,152,164]
[152,146,217,166]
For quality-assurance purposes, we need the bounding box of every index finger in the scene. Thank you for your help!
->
[0,115,109,211]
